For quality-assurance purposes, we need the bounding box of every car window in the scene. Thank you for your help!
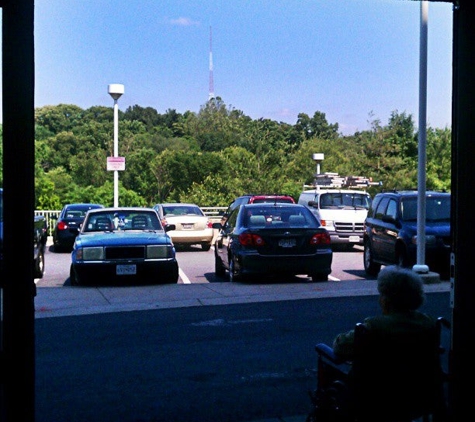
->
[385,199,398,220]
[426,197,451,221]
[251,198,294,204]
[243,206,317,228]
[401,198,417,221]
[65,210,84,218]
[83,211,161,232]
[374,197,390,220]
[226,208,239,229]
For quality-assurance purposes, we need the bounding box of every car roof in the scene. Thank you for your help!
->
[375,190,450,197]
[64,203,104,208]
[243,203,305,209]
[156,203,200,207]
[86,207,157,213]
[301,189,369,194]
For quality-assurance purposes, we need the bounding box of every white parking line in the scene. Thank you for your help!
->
[179,267,191,284]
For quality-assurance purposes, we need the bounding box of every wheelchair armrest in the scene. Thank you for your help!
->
[315,343,348,365]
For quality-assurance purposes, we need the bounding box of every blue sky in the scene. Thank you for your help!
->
[18,0,454,135]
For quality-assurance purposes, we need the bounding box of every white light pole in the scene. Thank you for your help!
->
[312,153,324,184]
[108,84,124,207]
[414,2,428,274]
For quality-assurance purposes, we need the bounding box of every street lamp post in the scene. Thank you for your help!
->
[108,84,124,207]
[312,153,324,185]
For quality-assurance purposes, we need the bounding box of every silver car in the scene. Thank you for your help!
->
[153,203,214,251]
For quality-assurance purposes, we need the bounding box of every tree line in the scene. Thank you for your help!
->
[0,98,451,209]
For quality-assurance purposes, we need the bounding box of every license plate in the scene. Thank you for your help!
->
[279,238,296,248]
[182,223,194,230]
[116,264,136,275]
[349,236,360,243]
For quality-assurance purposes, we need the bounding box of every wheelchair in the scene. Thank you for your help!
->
[307,317,451,422]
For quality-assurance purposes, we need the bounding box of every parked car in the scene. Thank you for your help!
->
[153,203,214,251]
[213,203,333,282]
[0,188,48,279]
[52,203,104,251]
[363,190,451,278]
[69,207,179,286]
[221,194,296,225]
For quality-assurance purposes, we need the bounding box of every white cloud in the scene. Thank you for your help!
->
[170,17,200,26]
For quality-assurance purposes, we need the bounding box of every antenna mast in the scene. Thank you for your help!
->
[209,26,215,101]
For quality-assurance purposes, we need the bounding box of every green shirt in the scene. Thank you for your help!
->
[332,310,437,361]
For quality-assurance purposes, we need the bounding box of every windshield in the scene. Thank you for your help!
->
[320,192,371,209]
[83,210,162,232]
[401,197,451,222]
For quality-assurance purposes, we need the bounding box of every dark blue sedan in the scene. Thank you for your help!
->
[70,207,179,286]
[213,203,333,282]
[52,203,104,252]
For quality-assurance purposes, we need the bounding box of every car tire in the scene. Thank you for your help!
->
[215,256,226,278]
[34,249,45,279]
[396,245,410,268]
[163,272,179,284]
[311,273,328,282]
[201,243,211,252]
[364,240,381,277]
[69,264,80,286]
[229,258,241,282]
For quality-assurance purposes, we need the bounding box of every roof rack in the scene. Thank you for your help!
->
[303,173,383,189]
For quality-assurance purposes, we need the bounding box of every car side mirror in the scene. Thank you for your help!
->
[308,201,318,208]
[382,215,396,224]
[164,224,176,232]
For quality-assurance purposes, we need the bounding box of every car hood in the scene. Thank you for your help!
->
[75,231,172,247]
[403,221,451,236]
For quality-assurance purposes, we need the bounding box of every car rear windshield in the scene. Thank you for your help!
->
[243,206,317,228]
[251,198,294,204]
[162,205,204,216]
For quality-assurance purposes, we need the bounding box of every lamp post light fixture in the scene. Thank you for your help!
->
[108,84,124,207]
[312,153,324,184]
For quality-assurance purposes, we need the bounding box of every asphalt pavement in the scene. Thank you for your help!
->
[34,275,450,422]
[34,236,451,421]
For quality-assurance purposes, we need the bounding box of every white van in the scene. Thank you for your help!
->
[298,188,372,249]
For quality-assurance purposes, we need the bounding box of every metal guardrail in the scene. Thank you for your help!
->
[35,207,228,236]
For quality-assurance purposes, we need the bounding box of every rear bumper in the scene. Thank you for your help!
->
[236,249,333,276]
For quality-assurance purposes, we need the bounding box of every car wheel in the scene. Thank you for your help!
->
[215,256,226,278]
[164,267,179,284]
[396,245,410,268]
[34,249,45,279]
[229,258,241,282]
[201,243,211,252]
[364,241,381,277]
[311,273,328,282]
[69,264,79,286]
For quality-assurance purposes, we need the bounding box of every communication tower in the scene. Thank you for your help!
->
[209,26,215,101]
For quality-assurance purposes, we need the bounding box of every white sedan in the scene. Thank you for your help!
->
[153,203,214,251]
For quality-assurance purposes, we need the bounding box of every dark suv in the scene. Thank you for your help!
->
[221,194,295,224]
[363,190,451,279]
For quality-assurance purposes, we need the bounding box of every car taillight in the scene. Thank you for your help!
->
[238,233,265,246]
[310,232,331,245]
[207,220,213,228]
[57,221,68,230]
